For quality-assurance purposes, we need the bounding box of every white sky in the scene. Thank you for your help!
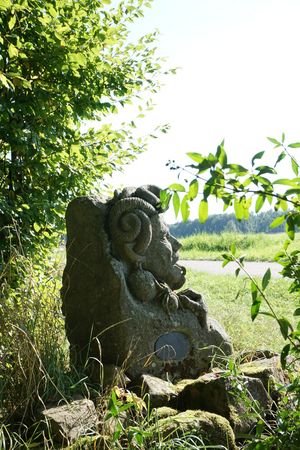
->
[108,0,300,221]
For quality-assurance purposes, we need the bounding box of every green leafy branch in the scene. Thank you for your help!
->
[163,136,300,366]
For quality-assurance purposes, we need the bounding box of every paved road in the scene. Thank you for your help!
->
[180,260,283,278]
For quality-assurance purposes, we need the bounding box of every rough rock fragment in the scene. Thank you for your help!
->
[139,374,177,408]
[176,372,271,436]
[150,409,237,450]
[240,355,287,398]
[42,399,98,444]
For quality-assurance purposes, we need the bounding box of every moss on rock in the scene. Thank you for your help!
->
[150,409,237,450]
[240,356,287,398]
[152,406,178,419]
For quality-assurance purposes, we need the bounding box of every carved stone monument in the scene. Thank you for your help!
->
[61,186,232,382]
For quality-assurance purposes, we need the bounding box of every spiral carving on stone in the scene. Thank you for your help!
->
[108,197,157,263]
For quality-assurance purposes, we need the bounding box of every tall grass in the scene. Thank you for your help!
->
[0,251,91,446]
[179,232,300,261]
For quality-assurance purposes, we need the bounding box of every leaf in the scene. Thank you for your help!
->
[216,142,227,168]
[48,4,57,17]
[69,52,87,66]
[262,268,271,291]
[278,317,291,340]
[222,253,233,267]
[285,216,295,240]
[181,195,190,222]
[274,151,286,167]
[235,268,240,277]
[8,14,16,30]
[234,199,244,221]
[0,72,14,90]
[273,178,298,186]
[168,183,185,192]
[251,280,258,297]
[172,191,180,218]
[188,179,198,200]
[0,0,11,11]
[187,152,203,163]
[251,151,264,166]
[226,164,248,175]
[255,194,265,213]
[242,197,252,219]
[198,199,208,223]
[291,157,299,176]
[255,165,277,175]
[270,215,285,229]
[230,243,236,255]
[280,344,290,369]
[293,308,300,316]
[284,188,300,196]
[8,43,19,58]
[251,298,262,321]
[267,137,281,146]
[33,223,41,232]
[159,190,171,211]
[288,142,300,148]
[279,199,288,211]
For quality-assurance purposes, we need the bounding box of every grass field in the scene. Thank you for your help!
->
[179,232,300,261]
[185,269,297,353]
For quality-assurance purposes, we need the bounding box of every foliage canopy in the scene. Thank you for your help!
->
[0,0,163,257]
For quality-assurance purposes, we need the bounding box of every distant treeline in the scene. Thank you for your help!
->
[169,210,285,238]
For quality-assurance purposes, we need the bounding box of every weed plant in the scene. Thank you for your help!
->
[0,250,91,446]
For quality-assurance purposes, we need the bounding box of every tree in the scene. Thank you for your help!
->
[0,0,163,258]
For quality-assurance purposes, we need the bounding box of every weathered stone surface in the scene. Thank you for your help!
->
[139,374,177,408]
[176,372,271,435]
[150,409,237,450]
[240,355,287,398]
[240,349,277,362]
[42,399,98,444]
[152,406,178,419]
[61,186,232,382]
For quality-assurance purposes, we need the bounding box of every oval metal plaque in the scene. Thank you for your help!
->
[155,331,190,361]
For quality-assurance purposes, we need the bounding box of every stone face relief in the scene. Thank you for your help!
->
[61,185,232,381]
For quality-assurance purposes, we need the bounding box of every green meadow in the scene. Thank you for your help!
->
[179,232,300,261]
[185,269,297,353]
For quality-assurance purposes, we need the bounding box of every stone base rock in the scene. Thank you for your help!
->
[150,409,237,450]
[139,374,177,408]
[176,372,271,436]
[152,406,178,419]
[240,355,288,399]
[42,399,98,444]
